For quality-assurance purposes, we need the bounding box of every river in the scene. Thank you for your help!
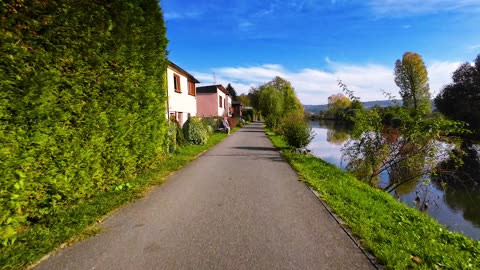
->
[307,120,480,240]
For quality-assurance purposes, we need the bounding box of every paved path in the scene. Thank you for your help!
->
[35,122,375,270]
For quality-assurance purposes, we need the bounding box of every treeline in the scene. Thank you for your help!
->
[0,0,168,245]
[435,55,480,138]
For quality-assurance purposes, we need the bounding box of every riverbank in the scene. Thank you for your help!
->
[0,130,235,270]
[268,132,480,269]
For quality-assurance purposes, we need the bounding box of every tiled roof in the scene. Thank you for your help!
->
[168,60,200,83]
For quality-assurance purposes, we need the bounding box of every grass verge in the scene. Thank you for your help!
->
[268,132,480,269]
[0,129,235,270]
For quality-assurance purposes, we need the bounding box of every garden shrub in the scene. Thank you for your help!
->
[175,122,187,147]
[280,112,314,148]
[183,117,208,145]
[168,122,177,153]
[200,117,216,135]
[0,0,168,245]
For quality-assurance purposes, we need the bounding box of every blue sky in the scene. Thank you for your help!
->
[162,0,480,104]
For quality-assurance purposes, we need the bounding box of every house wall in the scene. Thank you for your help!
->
[167,66,196,126]
[196,93,218,117]
[217,90,230,116]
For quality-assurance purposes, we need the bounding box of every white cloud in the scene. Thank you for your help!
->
[369,0,480,16]
[192,59,461,105]
[428,61,462,96]
[470,44,480,50]
[164,11,202,20]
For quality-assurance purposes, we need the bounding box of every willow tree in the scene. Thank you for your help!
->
[257,77,303,128]
[394,52,431,114]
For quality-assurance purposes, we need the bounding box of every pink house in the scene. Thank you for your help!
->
[167,61,200,126]
[196,85,232,117]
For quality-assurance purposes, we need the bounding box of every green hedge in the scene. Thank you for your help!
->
[183,117,209,145]
[0,0,168,245]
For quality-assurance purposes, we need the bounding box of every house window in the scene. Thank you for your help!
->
[188,81,195,96]
[219,96,223,108]
[173,74,181,93]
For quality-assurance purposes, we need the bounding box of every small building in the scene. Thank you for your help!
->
[167,61,200,126]
[196,84,232,117]
[232,100,243,117]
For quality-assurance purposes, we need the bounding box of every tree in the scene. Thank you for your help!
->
[226,83,237,101]
[237,94,251,106]
[394,52,431,114]
[248,86,261,110]
[434,54,480,132]
[328,93,351,110]
[262,76,303,115]
[256,77,303,129]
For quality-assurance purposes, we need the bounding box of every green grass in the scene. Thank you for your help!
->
[0,129,234,270]
[268,133,480,269]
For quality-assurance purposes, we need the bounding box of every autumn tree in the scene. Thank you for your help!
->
[328,93,351,111]
[226,83,237,101]
[434,54,480,133]
[394,52,431,114]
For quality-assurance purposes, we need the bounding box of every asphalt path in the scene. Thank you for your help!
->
[35,122,375,270]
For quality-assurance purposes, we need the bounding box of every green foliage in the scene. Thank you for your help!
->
[176,122,187,146]
[168,122,177,153]
[0,0,168,246]
[0,131,231,269]
[225,83,237,101]
[434,54,480,135]
[238,94,251,107]
[344,103,468,188]
[243,109,254,122]
[268,133,480,269]
[257,77,303,129]
[279,113,314,148]
[394,52,431,114]
[183,117,209,145]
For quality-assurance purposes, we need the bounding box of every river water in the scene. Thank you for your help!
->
[307,120,480,241]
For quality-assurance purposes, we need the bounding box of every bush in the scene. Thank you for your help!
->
[280,113,314,148]
[183,117,208,145]
[168,122,177,153]
[265,115,281,129]
[175,122,187,146]
[200,117,216,135]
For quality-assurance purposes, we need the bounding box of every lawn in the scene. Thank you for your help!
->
[268,133,480,269]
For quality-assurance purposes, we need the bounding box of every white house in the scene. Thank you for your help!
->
[167,61,200,126]
[196,85,232,117]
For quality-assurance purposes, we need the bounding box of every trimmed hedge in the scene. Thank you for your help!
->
[183,117,209,145]
[0,0,168,245]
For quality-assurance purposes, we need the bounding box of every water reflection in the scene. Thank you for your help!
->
[308,120,480,240]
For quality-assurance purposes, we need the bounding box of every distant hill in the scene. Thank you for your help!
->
[304,100,401,113]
